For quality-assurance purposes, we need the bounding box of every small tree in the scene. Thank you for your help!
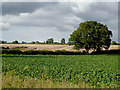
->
[61,38,65,44]
[12,40,18,44]
[35,41,40,44]
[31,41,35,44]
[0,41,7,44]
[69,21,112,52]
[21,41,26,44]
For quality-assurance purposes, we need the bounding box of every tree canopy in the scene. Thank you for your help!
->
[46,38,54,44]
[61,38,65,44]
[69,21,113,52]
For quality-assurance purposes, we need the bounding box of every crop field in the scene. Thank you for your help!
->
[2,54,119,88]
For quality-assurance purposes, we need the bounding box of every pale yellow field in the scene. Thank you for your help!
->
[0,44,120,52]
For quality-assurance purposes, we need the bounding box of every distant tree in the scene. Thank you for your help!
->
[31,41,35,44]
[46,40,48,44]
[69,21,112,52]
[53,42,59,44]
[61,38,65,44]
[111,41,117,45]
[21,41,26,44]
[46,38,54,44]
[12,40,18,44]
[0,41,7,44]
[35,41,40,44]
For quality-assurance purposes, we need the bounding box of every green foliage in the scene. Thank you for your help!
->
[2,55,119,88]
[69,21,112,52]
[0,47,9,49]
[0,41,7,44]
[1,49,85,55]
[12,40,19,44]
[24,50,54,55]
[46,38,54,44]
[2,49,22,54]
[31,41,35,44]
[111,41,117,45]
[21,41,26,44]
[35,41,40,44]
[61,38,65,44]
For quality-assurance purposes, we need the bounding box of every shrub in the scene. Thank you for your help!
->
[23,50,55,55]
[0,47,9,49]
[2,49,22,54]
[111,41,117,45]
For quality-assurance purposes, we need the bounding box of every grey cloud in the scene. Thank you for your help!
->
[2,2,58,15]
[2,2,118,42]
[3,3,77,32]
[73,2,118,30]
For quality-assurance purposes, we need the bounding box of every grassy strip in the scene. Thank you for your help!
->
[2,73,92,88]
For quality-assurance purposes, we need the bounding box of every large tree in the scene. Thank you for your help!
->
[69,21,112,52]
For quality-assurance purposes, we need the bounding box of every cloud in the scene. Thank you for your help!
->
[2,2,118,42]
[2,2,58,15]
[1,22,10,30]
[2,3,81,32]
[2,0,119,2]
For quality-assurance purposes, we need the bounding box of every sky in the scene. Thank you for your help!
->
[1,0,119,43]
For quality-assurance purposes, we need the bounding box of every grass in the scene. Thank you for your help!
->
[2,73,91,88]
[2,54,119,88]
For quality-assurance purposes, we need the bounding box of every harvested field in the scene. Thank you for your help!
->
[0,44,120,52]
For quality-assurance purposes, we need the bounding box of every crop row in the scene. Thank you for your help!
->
[2,55,119,88]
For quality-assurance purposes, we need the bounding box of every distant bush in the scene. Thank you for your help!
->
[23,50,54,55]
[3,49,118,55]
[1,49,86,55]
[12,40,19,44]
[0,47,9,49]
[14,46,27,49]
[111,41,117,45]
[90,49,120,55]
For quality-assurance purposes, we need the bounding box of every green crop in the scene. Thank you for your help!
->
[2,54,119,88]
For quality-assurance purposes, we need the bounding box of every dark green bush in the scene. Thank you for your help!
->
[23,50,55,55]
[90,49,120,55]
[111,41,117,45]
[1,49,87,55]
[2,49,22,54]
[0,47,9,49]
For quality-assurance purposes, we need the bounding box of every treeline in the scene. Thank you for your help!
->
[0,38,66,44]
[1,49,86,55]
[0,39,119,45]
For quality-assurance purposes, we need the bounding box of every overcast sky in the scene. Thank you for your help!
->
[1,1,118,43]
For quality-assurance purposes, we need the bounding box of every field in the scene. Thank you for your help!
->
[2,54,119,88]
[1,44,120,51]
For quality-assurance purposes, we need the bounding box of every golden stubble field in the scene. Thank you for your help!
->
[0,44,120,52]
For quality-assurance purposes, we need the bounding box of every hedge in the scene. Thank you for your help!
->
[1,49,87,55]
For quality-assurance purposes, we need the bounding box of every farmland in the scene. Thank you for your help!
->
[1,44,120,51]
[2,54,119,88]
